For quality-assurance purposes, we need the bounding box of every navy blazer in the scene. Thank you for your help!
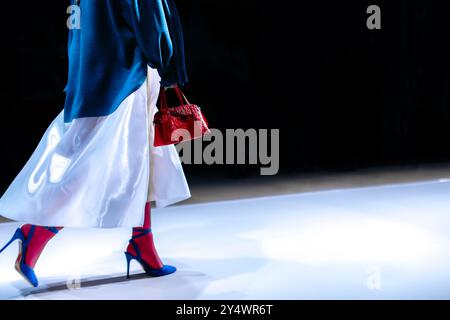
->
[63,0,188,123]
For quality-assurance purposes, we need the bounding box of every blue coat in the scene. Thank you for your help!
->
[63,0,188,123]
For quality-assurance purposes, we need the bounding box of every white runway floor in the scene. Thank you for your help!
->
[1,179,450,300]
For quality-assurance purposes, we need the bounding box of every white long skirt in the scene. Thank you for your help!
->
[0,68,190,228]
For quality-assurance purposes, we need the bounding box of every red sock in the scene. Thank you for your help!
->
[133,202,152,235]
[21,225,62,268]
[129,202,164,269]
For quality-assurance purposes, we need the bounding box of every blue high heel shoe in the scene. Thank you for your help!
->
[125,228,176,278]
[0,226,60,287]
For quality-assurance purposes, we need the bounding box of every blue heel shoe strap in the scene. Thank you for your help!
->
[129,239,142,258]
[23,226,36,247]
[131,228,152,239]
[45,227,60,234]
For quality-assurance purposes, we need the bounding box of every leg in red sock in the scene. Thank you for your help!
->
[128,202,163,269]
[0,224,63,287]
[20,224,63,268]
[142,201,151,229]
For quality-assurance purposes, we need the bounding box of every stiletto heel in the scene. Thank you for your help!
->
[125,228,176,279]
[125,252,132,279]
[0,228,24,254]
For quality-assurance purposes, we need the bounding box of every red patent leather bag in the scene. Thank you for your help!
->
[153,87,210,147]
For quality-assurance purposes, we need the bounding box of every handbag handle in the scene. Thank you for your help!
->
[174,87,191,105]
[159,86,190,110]
[159,86,169,110]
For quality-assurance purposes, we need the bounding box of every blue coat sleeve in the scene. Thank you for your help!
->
[130,0,188,87]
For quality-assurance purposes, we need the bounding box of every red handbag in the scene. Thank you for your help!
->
[153,86,210,147]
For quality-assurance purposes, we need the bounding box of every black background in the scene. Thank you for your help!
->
[1,0,450,191]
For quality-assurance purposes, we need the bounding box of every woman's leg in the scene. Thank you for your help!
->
[20,225,63,269]
[0,224,62,287]
[124,72,175,275]
[128,203,164,269]
[142,202,151,230]
[128,72,163,269]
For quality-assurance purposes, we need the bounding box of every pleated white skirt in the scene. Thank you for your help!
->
[0,68,191,228]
